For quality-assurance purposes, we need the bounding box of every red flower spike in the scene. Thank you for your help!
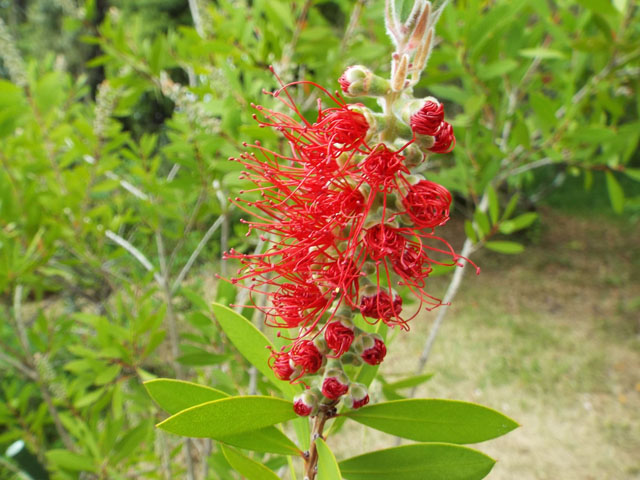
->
[428,121,456,154]
[361,338,387,366]
[290,340,323,376]
[402,180,452,229]
[322,375,350,400]
[324,320,355,357]
[410,100,444,136]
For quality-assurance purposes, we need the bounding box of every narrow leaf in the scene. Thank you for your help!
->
[498,212,538,235]
[339,443,495,480]
[605,171,624,213]
[464,220,477,243]
[221,445,280,480]
[385,373,434,390]
[487,186,499,224]
[519,48,566,59]
[46,450,96,472]
[145,379,228,414]
[316,438,342,480]
[212,302,299,399]
[343,399,518,444]
[484,241,525,254]
[157,396,297,439]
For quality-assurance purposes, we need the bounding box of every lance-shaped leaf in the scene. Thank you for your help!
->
[339,443,495,480]
[221,445,280,480]
[145,379,228,414]
[157,396,297,439]
[145,379,300,455]
[343,399,518,444]
[212,302,299,399]
[316,438,342,480]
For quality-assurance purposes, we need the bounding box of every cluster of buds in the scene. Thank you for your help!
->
[224,1,476,415]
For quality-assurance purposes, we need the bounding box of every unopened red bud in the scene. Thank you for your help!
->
[269,349,294,381]
[360,290,403,322]
[348,383,370,409]
[410,100,444,136]
[361,337,387,366]
[293,391,318,417]
[290,340,324,376]
[428,121,455,154]
[322,370,350,400]
[324,319,355,357]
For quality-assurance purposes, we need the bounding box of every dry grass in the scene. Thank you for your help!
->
[332,208,640,479]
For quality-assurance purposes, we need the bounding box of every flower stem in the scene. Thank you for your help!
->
[303,402,338,480]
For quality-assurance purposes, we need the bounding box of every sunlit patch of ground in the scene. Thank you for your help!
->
[331,208,640,479]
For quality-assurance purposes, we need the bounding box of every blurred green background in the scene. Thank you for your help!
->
[0,0,638,478]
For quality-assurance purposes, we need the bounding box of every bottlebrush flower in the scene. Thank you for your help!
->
[224,69,476,413]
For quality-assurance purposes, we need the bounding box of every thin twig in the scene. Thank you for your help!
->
[105,230,162,284]
[171,215,224,294]
[0,351,37,380]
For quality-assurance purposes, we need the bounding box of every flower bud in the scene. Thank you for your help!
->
[361,337,387,366]
[293,390,318,416]
[338,65,390,97]
[324,319,355,357]
[321,369,350,400]
[360,290,403,322]
[348,383,370,409]
[290,340,324,376]
[409,99,444,136]
[428,121,455,154]
[269,349,294,381]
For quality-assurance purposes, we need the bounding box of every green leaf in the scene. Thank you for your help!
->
[220,426,301,456]
[605,171,624,214]
[212,302,299,399]
[145,379,228,414]
[477,59,519,80]
[473,210,490,236]
[464,220,477,243]
[339,443,495,480]
[385,373,434,391]
[487,186,499,224]
[316,438,342,480]
[145,380,299,455]
[157,396,297,439]
[484,241,525,254]
[498,212,538,235]
[221,445,280,480]
[623,168,640,182]
[46,450,97,472]
[519,48,566,59]
[343,399,518,444]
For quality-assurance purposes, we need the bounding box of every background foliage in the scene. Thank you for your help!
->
[0,0,638,478]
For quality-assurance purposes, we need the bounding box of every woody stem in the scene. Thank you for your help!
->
[303,402,337,480]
